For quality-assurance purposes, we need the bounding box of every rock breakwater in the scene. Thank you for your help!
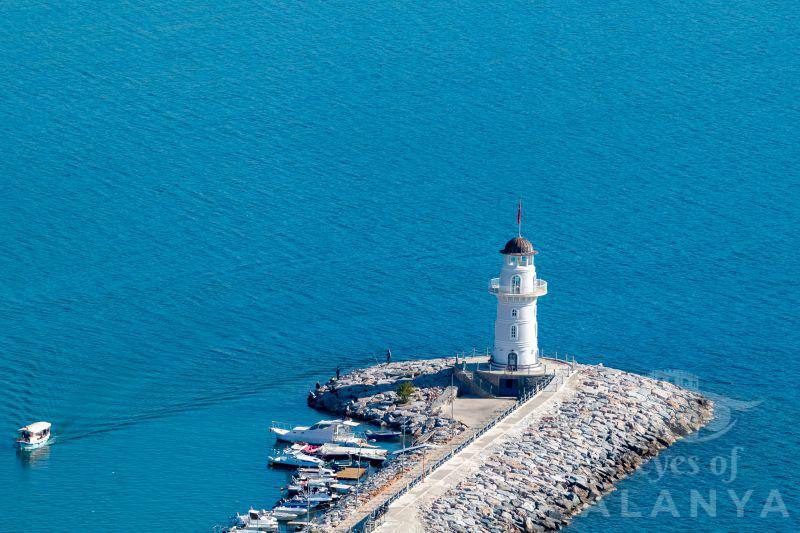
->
[308,358,471,530]
[308,358,466,443]
[422,364,714,532]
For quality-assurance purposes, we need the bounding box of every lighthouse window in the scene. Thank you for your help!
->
[511,275,521,294]
[520,256,527,266]
[511,308,518,318]
[510,324,518,339]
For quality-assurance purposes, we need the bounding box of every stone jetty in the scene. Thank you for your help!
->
[421,364,713,532]
[308,358,467,443]
[307,359,713,532]
[307,358,470,530]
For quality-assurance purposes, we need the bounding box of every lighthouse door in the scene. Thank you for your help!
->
[507,352,518,371]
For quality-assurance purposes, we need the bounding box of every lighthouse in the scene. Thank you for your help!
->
[488,235,547,371]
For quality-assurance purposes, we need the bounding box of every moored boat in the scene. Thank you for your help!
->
[229,509,278,532]
[271,507,305,521]
[318,443,387,462]
[16,422,51,451]
[329,483,354,494]
[364,429,401,441]
[305,476,336,487]
[332,457,371,469]
[270,419,366,446]
[280,494,333,508]
[296,466,335,478]
[268,449,325,469]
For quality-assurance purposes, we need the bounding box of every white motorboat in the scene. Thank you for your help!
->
[271,507,305,521]
[296,466,335,478]
[270,419,366,446]
[280,493,334,508]
[230,509,278,532]
[286,475,335,495]
[318,443,387,462]
[273,505,307,515]
[305,476,336,487]
[16,422,51,451]
[268,449,324,469]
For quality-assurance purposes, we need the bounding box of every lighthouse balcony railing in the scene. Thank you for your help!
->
[488,278,547,296]
[457,360,546,377]
[453,348,576,374]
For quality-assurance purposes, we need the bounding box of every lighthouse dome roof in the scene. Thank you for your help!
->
[500,236,536,255]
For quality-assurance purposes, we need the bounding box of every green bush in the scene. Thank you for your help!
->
[396,381,415,403]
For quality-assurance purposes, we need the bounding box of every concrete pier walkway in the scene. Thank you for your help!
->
[374,369,581,533]
[330,393,516,532]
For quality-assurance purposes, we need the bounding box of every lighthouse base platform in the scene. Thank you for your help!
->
[453,357,573,399]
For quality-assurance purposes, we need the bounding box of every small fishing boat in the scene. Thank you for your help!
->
[270,419,366,446]
[16,422,51,451]
[364,429,401,441]
[268,449,325,469]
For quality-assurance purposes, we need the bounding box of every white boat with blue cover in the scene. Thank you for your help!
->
[16,422,51,451]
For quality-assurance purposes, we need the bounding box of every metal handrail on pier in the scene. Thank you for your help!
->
[344,354,577,533]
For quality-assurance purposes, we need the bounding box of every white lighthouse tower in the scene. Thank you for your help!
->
[488,235,547,371]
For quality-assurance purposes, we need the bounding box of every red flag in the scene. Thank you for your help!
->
[517,200,521,226]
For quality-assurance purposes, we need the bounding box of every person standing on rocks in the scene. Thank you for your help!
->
[386,349,392,364]
[335,366,341,380]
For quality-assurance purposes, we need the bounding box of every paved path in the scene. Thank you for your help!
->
[451,396,515,428]
[332,397,513,532]
[375,367,582,533]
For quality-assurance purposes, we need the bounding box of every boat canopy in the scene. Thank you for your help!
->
[18,422,50,433]
[316,419,359,427]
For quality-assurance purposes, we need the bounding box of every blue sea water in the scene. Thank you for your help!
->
[1,0,798,531]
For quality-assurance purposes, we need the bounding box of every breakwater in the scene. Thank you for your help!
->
[308,358,467,443]
[307,359,713,532]
[421,364,714,532]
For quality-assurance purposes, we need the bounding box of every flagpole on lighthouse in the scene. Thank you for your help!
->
[517,199,522,237]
